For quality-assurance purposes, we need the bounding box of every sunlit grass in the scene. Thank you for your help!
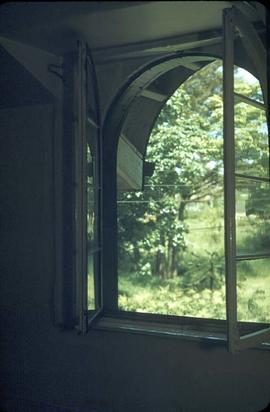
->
[237,259,270,322]
[118,211,270,323]
[88,211,270,321]
[118,267,270,322]
[118,271,227,319]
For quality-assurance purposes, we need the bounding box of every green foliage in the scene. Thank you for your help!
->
[117,265,270,322]
[119,60,224,279]
[116,60,270,321]
[118,271,227,318]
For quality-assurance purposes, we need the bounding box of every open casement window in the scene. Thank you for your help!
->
[67,8,269,351]
[223,7,270,352]
[98,6,269,353]
[62,40,102,333]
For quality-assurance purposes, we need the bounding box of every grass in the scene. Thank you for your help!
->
[87,206,270,323]
[118,272,227,319]
[118,265,270,322]
[117,210,270,323]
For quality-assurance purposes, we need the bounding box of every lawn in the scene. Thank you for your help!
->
[88,212,270,323]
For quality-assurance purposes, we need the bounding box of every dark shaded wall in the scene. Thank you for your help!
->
[0,102,270,412]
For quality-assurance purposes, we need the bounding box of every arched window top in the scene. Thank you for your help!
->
[115,55,267,192]
[117,55,269,325]
[87,6,270,353]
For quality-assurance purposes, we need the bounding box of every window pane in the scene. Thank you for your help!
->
[88,253,95,309]
[87,138,99,310]
[87,137,99,246]
[236,178,270,256]
[87,178,95,243]
[237,258,270,323]
[234,66,263,103]
[235,102,268,179]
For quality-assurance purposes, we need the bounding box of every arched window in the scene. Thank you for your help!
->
[75,7,269,352]
[117,59,269,324]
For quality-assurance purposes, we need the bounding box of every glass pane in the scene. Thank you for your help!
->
[234,102,268,179]
[88,253,95,310]
[87,139,99,249]
[87,138,99,310]
[87,175,95,246]
[234,66,264,103]
[237,258,270,323]
[86,54,99,126]
[236,178,270,256]
[85,48,100,316]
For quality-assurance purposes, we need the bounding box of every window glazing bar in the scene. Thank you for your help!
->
[236,253,270,261]
[235,173,270,183]
[234,92,265,111]
[223,7,239,353]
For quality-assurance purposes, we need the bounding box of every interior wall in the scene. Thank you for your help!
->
[0,102,270,412]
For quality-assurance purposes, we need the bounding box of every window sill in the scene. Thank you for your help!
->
[92,315,226,344]
[89,311,270,351]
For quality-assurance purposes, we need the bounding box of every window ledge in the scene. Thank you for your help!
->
[90,314,270,351]
[92,315,227,345]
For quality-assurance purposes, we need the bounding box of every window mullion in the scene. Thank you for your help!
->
[223,7,239,353]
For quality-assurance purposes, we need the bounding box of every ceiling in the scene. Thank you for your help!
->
[0,1,264,58]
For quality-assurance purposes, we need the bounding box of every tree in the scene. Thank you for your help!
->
[118,60,268,284]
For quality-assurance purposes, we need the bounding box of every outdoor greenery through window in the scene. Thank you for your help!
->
[117,60,270,322]
[87,135,99,310]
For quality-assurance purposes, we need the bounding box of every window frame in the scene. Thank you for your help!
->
[70,8,269,352]
[61,40,103,333]
[223,6,270,352]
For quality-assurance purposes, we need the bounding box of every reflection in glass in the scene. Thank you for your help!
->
[234,102,268,179]
[237,259,270,323]
[236,178,270,256]
[87,177,95,246]
[87,254,95,309]
[87,141,97,309]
